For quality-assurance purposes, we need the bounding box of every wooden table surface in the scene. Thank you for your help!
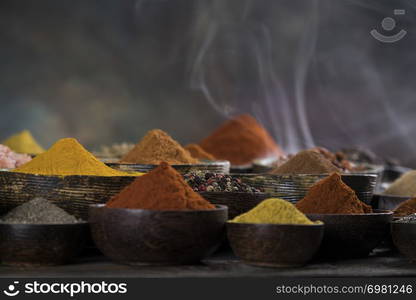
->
[0,249,415,278]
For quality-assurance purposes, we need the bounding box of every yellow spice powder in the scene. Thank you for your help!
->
[14,138,140,177]
[230,198,319,225]
[3,130,45,155]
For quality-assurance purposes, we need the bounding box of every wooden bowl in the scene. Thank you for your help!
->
[107,161,230,175]
[89,204,228,265]
[0,171,136,220]
[391,220,416,261]
[0,222,88,266]
[199,192,270,220]
[230,164,253,174]
[227,222,324,267]
[378,165,412,193]
[371,193,410,211]
[307,210,393,258]
[237,173,377,205]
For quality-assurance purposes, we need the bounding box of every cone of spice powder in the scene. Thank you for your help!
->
[185,144,216,161]
[383,171,416,197]
[121,129,199,165]
[199,114,284,166]
[106,162,215,210]
[271,150,340,175]
[295,173,372,214]
[3,130,45,155]
[393,198,416,217]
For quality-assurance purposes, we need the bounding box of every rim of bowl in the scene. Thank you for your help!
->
[307,210,393,217]
[106,160,230,166]
[373,193,412,199]
[234,173,377,178]
[226,221,324,227]
[199,191,268,195]
[89,203,228,213]
[0,221,88,227]
[0,171,139,179]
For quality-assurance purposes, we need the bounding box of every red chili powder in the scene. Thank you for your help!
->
[295,173,372,214]
[106,162,215,210]
[199,114,285,166]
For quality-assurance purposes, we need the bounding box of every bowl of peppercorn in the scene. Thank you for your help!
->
[184,172,270,219]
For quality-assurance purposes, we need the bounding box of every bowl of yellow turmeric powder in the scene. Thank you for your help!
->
[0,138,141,220]
[227,198,323,267]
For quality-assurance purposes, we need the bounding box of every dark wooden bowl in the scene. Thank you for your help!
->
[89,204,228,265]
[0,222,88,266]
[371,193,411,211]
[378,165,412,193]
[227,222,324,267]
[0,171,136,220]
[307,210,393,258]
[199,192,270,220]
[230,164,253,174]
[391,221,416,262]
[236,173,377,205]
[107,161,230,175]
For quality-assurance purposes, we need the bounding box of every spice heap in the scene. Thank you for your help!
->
[1,198,79,224]
[230,198,319,225]
[271,150,340,175]
[394,198,416,217]
[383,171,416,197]
[0,145,31,169]
[185,144,216,161]
[94,143,135,159]
[184,172,261,193]
[296,173,372,214]
[121,129,199,165]
[2,130,45,155]
[395,214,416,224]
[107,162,215,210]
[14,138,137,176]
[199,114,284,166]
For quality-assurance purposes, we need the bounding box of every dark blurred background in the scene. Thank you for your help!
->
[1,0,415,166]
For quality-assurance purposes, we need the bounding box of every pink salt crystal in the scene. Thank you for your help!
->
[0,144,32,169]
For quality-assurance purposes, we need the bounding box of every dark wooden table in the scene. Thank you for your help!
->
[0,249,415,278]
